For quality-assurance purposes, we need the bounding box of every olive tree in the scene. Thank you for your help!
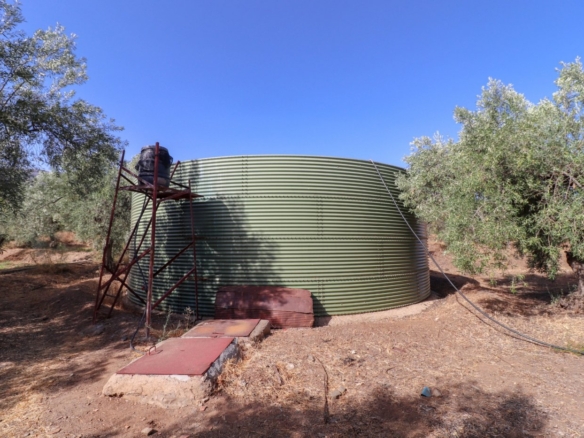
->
[397,59,584,302]
[0,0,125,215]
[5,165,131,253]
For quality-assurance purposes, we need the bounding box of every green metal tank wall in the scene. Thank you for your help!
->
[128,155,430,316]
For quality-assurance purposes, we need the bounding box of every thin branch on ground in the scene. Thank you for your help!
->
[314,355,330,424]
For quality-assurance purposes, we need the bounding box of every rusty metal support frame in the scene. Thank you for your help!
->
[93,143,200,337]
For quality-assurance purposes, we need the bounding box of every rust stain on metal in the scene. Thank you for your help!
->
[182,319,260,338]
[116,337,233,376]
[215,286,314,328]
[216,308,313,328]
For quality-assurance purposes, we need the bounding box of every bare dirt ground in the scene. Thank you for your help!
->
[1,240,584,437]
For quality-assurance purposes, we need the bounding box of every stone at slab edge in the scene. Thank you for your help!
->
[245,319,271,343]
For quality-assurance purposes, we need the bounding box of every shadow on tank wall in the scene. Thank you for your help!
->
[132,160,291,316]
[195,199,281,282]
[132,156,430,319]
[157,197,281,316]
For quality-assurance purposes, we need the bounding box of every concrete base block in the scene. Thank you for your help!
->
[245,319,271,343]
[237,319,271,351]
[103,339,240,409]
[314,292,441,326]
[103,373,211,409]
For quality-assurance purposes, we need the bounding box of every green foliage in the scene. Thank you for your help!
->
[2,164,131,254]
[509,274,525,295]
[0,0,125,214]
[397,59,584,295]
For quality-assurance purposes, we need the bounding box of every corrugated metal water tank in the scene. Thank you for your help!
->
[128,155,430,316]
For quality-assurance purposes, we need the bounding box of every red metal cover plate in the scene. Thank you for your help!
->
[215,286,314,328]
[216,286,313,313]
[117,337,234,376]
[182,319,260,338]
[216,308,314,329]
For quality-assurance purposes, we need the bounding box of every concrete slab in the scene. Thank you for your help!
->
[103,319,271,408]
[103,339,240,408]
[182,319,260,338]
[182,319,271,344]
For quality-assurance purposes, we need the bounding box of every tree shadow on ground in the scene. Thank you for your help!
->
[0,263,153,412]
[430,270,479,297]
[474,272,579,317]
[159,381,547,437]
[430,264,582,318]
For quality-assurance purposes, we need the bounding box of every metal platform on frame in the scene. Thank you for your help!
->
[93,142,201,336]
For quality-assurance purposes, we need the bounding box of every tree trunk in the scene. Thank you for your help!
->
[566,251,584,298]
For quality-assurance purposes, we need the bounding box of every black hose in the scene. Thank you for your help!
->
[370,160,584,356]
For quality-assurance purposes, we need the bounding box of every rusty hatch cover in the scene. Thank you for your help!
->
[182,319,260,338]
[117,337,234,376]
[215,286,314,328]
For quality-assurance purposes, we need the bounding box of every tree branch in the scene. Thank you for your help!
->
[562,171,583,189]
[0,80,26,111]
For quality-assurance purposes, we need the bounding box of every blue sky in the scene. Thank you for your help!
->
[20,0,584,167]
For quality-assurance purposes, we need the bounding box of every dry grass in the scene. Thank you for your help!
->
[1,244,584,437]
[201,288,584,436]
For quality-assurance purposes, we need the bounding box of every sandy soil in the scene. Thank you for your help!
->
[1,243,583,437]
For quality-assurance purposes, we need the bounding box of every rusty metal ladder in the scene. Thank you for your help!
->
[93,143,200,332]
